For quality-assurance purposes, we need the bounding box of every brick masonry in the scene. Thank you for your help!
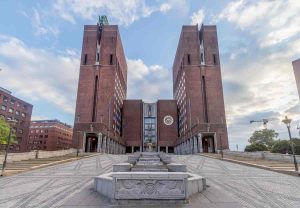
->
[73,21,229,153]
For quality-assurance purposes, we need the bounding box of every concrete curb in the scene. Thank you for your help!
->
[199,154,300,177]
[1,153,102,177]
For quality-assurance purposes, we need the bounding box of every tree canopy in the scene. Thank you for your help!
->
[245,143,268,152]
[248,129,278,149]
[0,118,16,145]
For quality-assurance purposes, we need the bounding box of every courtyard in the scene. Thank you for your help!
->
[0,154,299,208]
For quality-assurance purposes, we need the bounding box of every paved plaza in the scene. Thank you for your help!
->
[0,154,299,208]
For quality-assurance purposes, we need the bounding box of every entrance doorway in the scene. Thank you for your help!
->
[202,136,215,153]
[85,133,98,152]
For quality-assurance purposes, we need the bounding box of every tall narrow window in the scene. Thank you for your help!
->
[202,76,208,123]
[96,52,100,62]
[201,53,204,63]
[92,76,98,122]
[110,54,113,65]
[213,54,217,65]
[187,54,191,65]
[84,54,88,65]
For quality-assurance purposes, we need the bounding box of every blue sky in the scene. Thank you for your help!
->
[1,0,300,151]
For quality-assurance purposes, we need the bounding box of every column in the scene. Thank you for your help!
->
[193,137,198,153]
[108,138,111,154]
[131,146,134,153]
[197,134,203,153]
[166,146,168,153]
[87,137,91,152]
[102,136,106,153]
[97,133,102,153]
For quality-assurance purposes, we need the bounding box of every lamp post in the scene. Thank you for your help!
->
[282,116,298,172]
[1,119,17,176]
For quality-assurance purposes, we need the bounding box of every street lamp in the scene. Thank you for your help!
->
[282,116,298,172]
[1,119,17,176]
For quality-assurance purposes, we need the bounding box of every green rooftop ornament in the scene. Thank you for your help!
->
[98,15,109,25]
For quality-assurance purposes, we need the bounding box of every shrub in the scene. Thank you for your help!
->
[244,143,268,152]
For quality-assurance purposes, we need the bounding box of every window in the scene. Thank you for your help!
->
[7,116,12,121]
[15,145,20,151]
[9,108,13,113]
[39,135,43,138]
[21,113,25,118]
[96,52,100,62]
[187,54,191,65]
[15,110,20,115]
[110,54,113,65]
[19,129,23,134]
[84,54,88,65]
[17,103,20,107]
[10,99,15,105]
[23,105,27,110]
[1,105,6,111]
[45,130,48,133]
[201,53,204,63]
[3,96,8,102]
[213,54,217,65]
[45,135,48,138]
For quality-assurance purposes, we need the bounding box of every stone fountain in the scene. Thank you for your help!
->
[94,152,206,200]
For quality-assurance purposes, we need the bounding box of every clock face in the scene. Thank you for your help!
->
[164,115,174,126]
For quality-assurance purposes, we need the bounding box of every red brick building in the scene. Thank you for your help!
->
[0,87,33,152]
[73,17,228,154]
[28,120,73,151]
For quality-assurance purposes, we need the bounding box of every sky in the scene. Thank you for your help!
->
[1,0,300,151]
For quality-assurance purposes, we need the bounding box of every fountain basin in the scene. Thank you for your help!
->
[94,172,206,200]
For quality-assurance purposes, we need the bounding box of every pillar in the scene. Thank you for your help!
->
[97,133,102,153]
[166,146,168,153]
[193,136,197,153]
[198,134,203,153]
[131,146,134,153]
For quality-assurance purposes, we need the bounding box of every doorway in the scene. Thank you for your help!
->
[202,136,215,153]
[85,133,98,152]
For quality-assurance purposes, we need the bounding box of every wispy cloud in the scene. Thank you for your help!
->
[190,9,205,25]
[0,35,79,113]
[52,0,187,26]
[127,59,172,102]
[218,0,300,48]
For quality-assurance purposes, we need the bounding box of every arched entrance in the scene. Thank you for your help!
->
[85,133,98,152]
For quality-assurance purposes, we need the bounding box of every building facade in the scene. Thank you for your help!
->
[28,120,73,151]
[0,87,33,152]
[73,17,228,154]
[293,58,300,98]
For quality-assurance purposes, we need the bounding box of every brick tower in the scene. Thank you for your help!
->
[73,16,127,153]
[173,25,228,154]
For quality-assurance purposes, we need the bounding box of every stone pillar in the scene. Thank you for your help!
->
[102,136,106,153]
[166,146,168,153]
[158,146,160,152]
[97,133,102,153]
[193,137,198,153]
[131,146,134,153]
[83,132,87,153]
[197,134,203,153]
[108,138,111,154]
[113,141,116,154]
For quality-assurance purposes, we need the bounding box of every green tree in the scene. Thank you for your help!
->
[248,129,278,149]
[0,118,16,145]
[270,140,291,154]
[271,139,300,155]
[245,143,268,152]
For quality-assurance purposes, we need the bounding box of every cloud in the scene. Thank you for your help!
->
[127,59,172,102]
[31,8,59,37]
[160,3,171,14]
[190,9,205,25]
[0,35,79,114]
[219,0,300,48]
[52,0,186,26]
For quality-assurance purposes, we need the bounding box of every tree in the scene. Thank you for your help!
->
[271,139,300,155]
[245,143,268,152]
[248,129,278,149]
[270,140,291,154]
[0,118,16,145]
